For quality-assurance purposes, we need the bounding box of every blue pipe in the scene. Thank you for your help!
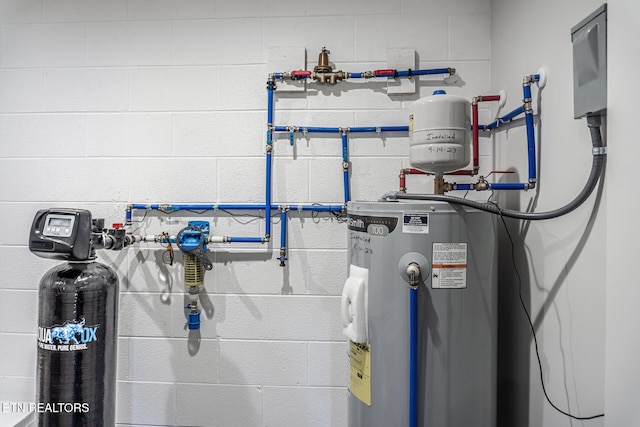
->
[218,204,271,210]
[267,79,275,126]
[348,126,410,133]
[272,68,450,81]
[265,152,273,239]
[380,126,409,132]
[278,209,288,266]
[451,183,473,191]
[397,67,451,77]
[228,237,265,243]
[348,127,377,133]
[523,84,537,183]
[130,203,273,211]
[298,205,343,212]
[489,182,528,190]
[481,105,525,130]
[342,132,351,203]
[131,203,214,211]
[343,169,350,204]
[409,287,418,427]
[280,210,287,249]
[157,236,266,244]
[304,127,341,133]
[341,132,349,162]
[131,203,347,213]
[273,125,410,134]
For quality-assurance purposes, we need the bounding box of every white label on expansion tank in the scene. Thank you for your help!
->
[431,243,467,289]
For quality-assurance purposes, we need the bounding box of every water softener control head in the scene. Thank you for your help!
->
[29,208,93,261]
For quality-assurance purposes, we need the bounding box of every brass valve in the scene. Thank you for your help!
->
[312,47,346,84]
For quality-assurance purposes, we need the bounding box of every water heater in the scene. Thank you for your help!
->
[409,90,471,174]
[343,200,497,426]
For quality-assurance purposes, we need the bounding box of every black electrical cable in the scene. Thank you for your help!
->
[497,206,604,420]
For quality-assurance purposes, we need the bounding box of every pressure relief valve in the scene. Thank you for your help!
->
[176,221,212,330]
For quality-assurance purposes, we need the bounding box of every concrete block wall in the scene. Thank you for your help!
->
[0,1,491,426]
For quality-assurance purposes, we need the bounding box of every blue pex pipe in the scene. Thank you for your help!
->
[398,68,451,77]
[342,132,351,203]
[525,112,536,182]
[228,237,264,243]
[451,183,473,191]
[523,85,537,183]
[489,183,528,190]
[273,125,409,134]
[348,127,377,133]
[341,133,349,162]
[343,169,350,204]
[481,105,525,130]
[267,84,275,126]
[130,204,345,212]
[348,126,409,133]
[304,127,341,133]
[409,287,418,427]
[298,205,343,212]
[380,126,409,132]
[280,210,287,249]
[218,204,271,210]
[265,152,273,238]
[130,204,271,211]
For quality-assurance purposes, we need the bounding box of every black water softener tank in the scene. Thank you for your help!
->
[29,209,118,426]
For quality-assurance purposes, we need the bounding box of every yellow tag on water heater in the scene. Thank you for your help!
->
[349,341,371,406]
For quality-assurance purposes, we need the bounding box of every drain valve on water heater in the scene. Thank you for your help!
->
[406,263,421,289]
[398,252,430,288]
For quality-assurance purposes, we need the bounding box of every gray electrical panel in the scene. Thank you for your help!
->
[572,4,607,119]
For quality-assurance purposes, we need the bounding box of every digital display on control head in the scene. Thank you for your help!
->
[42,214,75,238]
[48,217,72,227]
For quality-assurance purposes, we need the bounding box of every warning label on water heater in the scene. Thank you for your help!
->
[349,341,371,406]
[431,243,467,289]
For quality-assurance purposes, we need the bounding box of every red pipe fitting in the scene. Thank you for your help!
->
[472,103,479,170]
[374,69,396,77]
[291,70,312,78]
[405,168,428,175]
[399,170,406,193]
[471,94,502,172]
[479,95,501,102]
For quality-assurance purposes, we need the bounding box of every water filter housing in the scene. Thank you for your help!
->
[344,200,497,427]
[409,90,471,174]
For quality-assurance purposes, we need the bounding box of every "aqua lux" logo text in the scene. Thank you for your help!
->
[37,318,99,352]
